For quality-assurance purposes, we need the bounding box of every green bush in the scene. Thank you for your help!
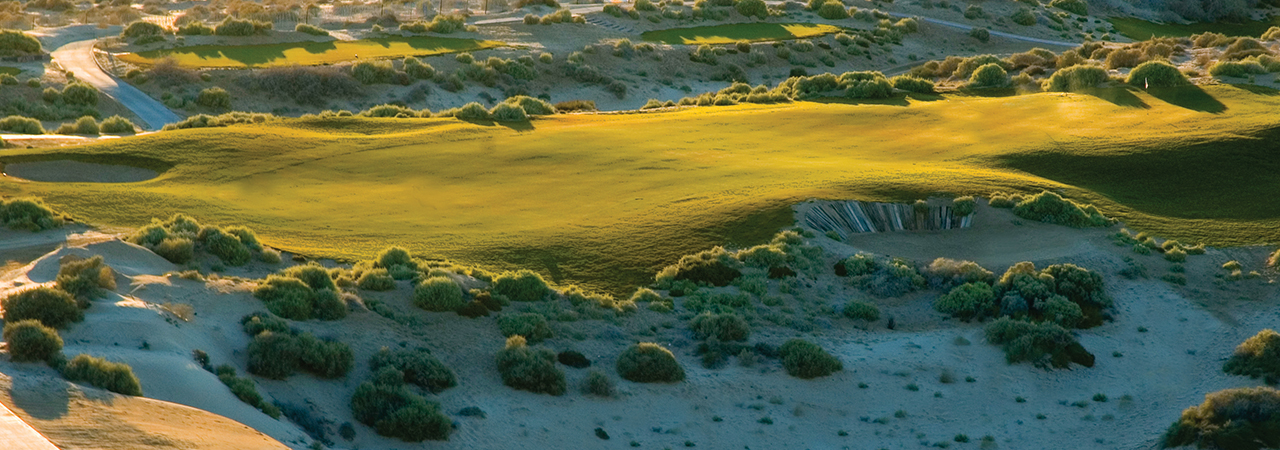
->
[1209,60,1267,77]
[1011,191,1110,227]
[61,82,98,106]
[617,342,685,383]
[375,246,418,276]
[924,258,995,288]
[1162,387,1280,450]
[968,63,1009,88]
[1165,246,1188,262]
[370,347,457,393]
[253,265,347,321]
[62,354,143,396]
[215,17,272,36]
[2,287,82,328]
[247,331,352,379]
[357,268,396,291]
[779,339,842,378]
[414,276,465,312]
[503,95,556,115]
[295,23,328,36]
[582,369,615,396]
[350,371,451,441]
[843,300,881,322]
[935,282,995,320]
[736,0,768,18]
[99,115,136,133]
[122,21,166,38]
[0,30,42,57]
[0,116,45,134]
[216,365,280,418]
[196,87,232,109]
[691,312,750,341]
[984,317,1093,369]
[241,313,290,336]
[816,1,850,19]
[403,57,435,79]
[201,228,252,265]
[352,60,399,85]
[1049,0,1086,15]
[491,269,552,302]
[952,196,976,216]
[1223,329,1280,384]
[969,28,990,43]
[1040,296,1083,328]
[1127,60,1189,87]
[490,102,529,122]
[1011,8,1036,26]
[178,22,215,36]
[655,247,743,288]
[1046,64,1108,91]
[55,255,115,299]
[3,319,62,363]
[498,313,553,343]
[890,75,934,93]
[496,335,566,395]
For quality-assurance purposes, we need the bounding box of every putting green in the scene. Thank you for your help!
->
[4,85,1279,294]
[115,36,502,68]
[641,23,844,45]
[1108,16,1280,40]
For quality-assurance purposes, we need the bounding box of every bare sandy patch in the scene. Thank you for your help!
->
[4,161,158,183]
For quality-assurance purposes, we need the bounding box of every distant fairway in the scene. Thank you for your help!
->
[1108,16,1280,40]
[642,23,844,44]
[115,36,502,68]
[4,85,1279,294]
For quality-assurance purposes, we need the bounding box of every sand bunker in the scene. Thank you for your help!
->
[3,161,157,183]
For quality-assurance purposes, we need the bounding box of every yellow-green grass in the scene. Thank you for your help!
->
[1109,16,1280,40]
[115,36,502,68]
[641,23,843,45]
[4,85,1280,295]
[0,66,20,76]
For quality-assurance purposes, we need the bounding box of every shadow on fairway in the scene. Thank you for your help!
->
[1146,85,1227,113]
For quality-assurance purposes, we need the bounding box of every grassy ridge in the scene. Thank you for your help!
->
[4,85,1279,294]
[641,23,844,45]
[116,36,502,68]
[1108,16,1280,40]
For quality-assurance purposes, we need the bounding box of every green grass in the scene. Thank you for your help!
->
[4,85,1280,295]
[1108,16,1280,40]
[0,66,20,76]
[641,23,844,45]
[116,36,502,68]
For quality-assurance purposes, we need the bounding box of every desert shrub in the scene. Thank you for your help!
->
[1223,329,1280,384]
[504,95,555,115]
[352,60,399,85]
[162,112,278,130]
[984,317,1093,369]
[201,229,252,265]
[0,116,46,135]
[55,255,115,299]
[1162,387,1280,450]
[969,28,990,43]
[691,312,750,341]
[779,339,842,378]
[582,369,615,396]
[498,313,553,342]
[816,1,849,19]
[253,272,348,321]
[1011,191,1110,227]
[489,102,529,122]
[374,246,417,275]
[121,21,165,38]
[1046,64,1108,91]
[496,335,566,395]
[935,282,995,321]
[0,30,42,57]
[414,276,465,312]
[369,347,456,392]
[99,115,135,133]
[194,87,231,109]
[178,22,215,35]
[1127,60,1189,87]
[1165,246,1188,262]
[1011,8,1036,25]
[61,82,98,106]
[617,342,684,383]
[1222,38,1271,60]
[968,63,1009,88]
[655,247,743,288]
[952,196,976,216]
[62,354,143,396]
[247,331,352,379]
[215,17,271,36]
[3,319,62,363]
[2,287,82,328]
[215,365,280,418]
[1049,0,1086,15]
[241,313,290,336]
[357,268,396,291]
[280,263,334,290]
[491,269,552,302]
[1039,296,1083,328]
[844,256,925,297]
[1040,263,1110,310]
[350,371,451,441]
[1210,59,1267,77]
[295,23,328,36]
[402,57,436,80]
[890,75,934,93]
[924,258,995,288]
[242,66,361,106]
[843,300,881,322]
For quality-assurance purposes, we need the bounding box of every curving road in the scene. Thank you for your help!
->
[885,12,1078,47]
[51,40,181,131]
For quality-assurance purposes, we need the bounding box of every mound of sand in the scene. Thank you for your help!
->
[4,161,157,183]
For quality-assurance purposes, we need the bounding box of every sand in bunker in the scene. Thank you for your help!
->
[3,161,157,183]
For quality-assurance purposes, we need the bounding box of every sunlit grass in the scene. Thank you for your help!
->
[3,85,1279,294]
[1108,16,1280,40]
[115,36,502,68]
[641,23,844,45]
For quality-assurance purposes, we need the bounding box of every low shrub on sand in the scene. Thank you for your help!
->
[55,255,115,300]
[582,369,615,397]
[617,342,685,383]
[924,258,995,288]
[491,269,553,302]
[1162,387,1280,450]
[369,347,457,393]
[843,300,880,322]
[1011,191,1111,227]
[655,247,743,288]
[1127,60,1189,87]
[244,323,353,380]
[984,317,1094,369]
[935,282,996,321]
[497,313,553,343]
[1046,64,1109,91]
[0,198,65,231]
[129,214,273,265]
[3,319,62,363]
[496,335,566,395]
[1223,329,1280,384]
[62,354,143,396]
[414,276,465,312]
[2,287,83,328]
[691,312,750,341]
[779,339,842,379]
[215,365,281,418]
[837,254,925,297]
[350,368,452,441]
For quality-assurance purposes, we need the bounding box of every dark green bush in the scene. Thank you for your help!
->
[582,369,615,397]
[816,1,850,19]
[62,354,143,396]
[843,256,925,297]
[2,287,82,328]
[1011,191,1110,227]
[154,236,194,263]
[1223,329,1280,384]
[99,115,136,133]
[843,300,881,322]
[617,342,685,383]
[215,17,272,36]
[1209,60,1267,78]
[55,255,115,300]
[890,75,934,93]
[836,253,878,277]
[779,339,842,378]
[968,63,1009,88]
[1162,387,1280,450]
[3,319,62,362]
[736,0,768,18]
[253,265,347,321]
[216,364,281,418]
[201,228,252,265]
[656,247,743,288]
[496,335,566,395]
[490,102,529,122]
[246,330,352,379]
[350,370,451,441]
[196,87,232,109]
[121,21,166,38]
[295,23,328,36]
[984,317,1093,369]
[1046,64,1108,91]
[61,82,98,106]
[1127,60,1189,87]
[691,312,750,341]
[1011,8,1036,26]
[369,347,457,393]
[935,282,995,320]
[1049,0,1086,15]
[491,269,552,302]
[497,313,553,343]
[357,268,396,291]
[403,57,435,79]
[177,22,215,35]
[0,116,46,135]
[0,30,42,57]
[241,312,290,336]
[352,60,400,85]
